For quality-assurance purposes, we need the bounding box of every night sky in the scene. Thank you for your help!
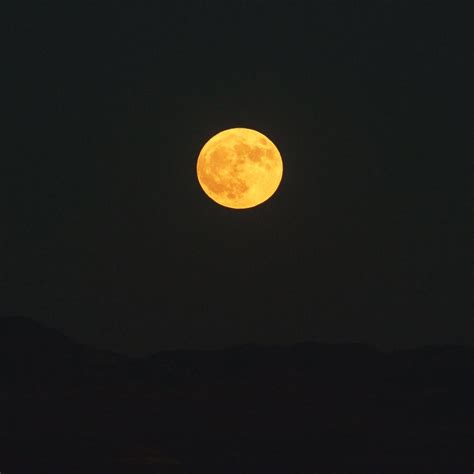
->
[5,2,471,354]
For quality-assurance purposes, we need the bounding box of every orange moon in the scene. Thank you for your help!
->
[196,128,283,209]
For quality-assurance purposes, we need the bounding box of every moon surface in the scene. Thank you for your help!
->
[196,128,283,209]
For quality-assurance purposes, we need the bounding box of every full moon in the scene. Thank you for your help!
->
[196,128,283,209]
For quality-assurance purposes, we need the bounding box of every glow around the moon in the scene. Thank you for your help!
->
[196,128,283,209]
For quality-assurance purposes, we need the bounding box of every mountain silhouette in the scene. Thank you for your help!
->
[0,316,472,473]
[0,316,124,385]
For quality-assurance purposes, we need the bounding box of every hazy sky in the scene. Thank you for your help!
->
[5,2,471,354]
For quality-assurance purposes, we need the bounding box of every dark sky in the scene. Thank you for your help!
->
[5,2,471,354]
